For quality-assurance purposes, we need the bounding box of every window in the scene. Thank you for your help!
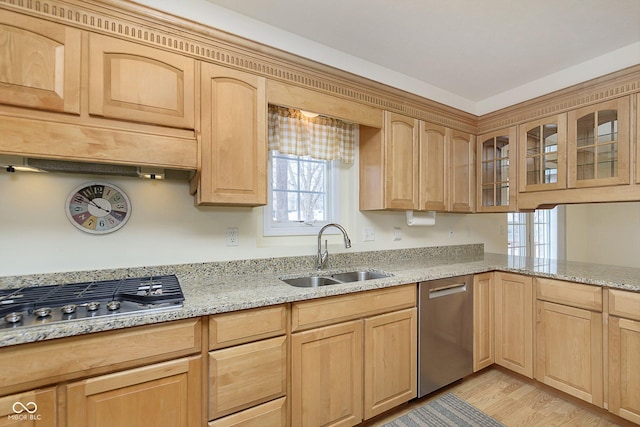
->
[264,105,356,236]
[507,206,564,259]
[264,151,339,235]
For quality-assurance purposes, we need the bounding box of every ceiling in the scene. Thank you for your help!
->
[194,0,640,114]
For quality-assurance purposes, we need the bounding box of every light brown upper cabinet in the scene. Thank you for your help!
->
[360,111,419,210]
[476,127,517,212]
[418,122,447,211]
[567,96,630,188]
[88,34,195,129]
[518,113,567,193]
[637,94,640,185]
[0,10,81,114]
[195,62,267,206]
[360,113,475,212]
[449,130,476,212]
[384,112,420,210]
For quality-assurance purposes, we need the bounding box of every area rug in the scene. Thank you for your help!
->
[382,393,506,427]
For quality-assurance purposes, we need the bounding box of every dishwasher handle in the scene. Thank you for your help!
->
[427,282,467,299]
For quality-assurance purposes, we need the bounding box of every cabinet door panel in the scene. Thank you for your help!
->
[476,127,517,212]
[0,12,80,114]
[197,62,266,206]
[494,272,533,378]
[609,316,640,424]
[291,321,363,427]
[419,122,447,211]
[536,301,602,406]
[449,130,475,212]
[384,112,419,210]
[568,97,630,188]
[473,272,494,371]
[518,114,567,192]
[209,336,287,419]
[66,356,201,427]
[89,34,195,129]
[363,308,417,420]
[0,387,56,427]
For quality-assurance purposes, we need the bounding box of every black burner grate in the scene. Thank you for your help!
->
[0,275,184,318]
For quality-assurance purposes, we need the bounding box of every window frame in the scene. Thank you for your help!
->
[507,206,565,259]
[263,150,341,236]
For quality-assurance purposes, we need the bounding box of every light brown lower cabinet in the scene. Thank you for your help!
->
[66,356,202,427]
[536,301,603,406]
[207,306,289,426]
[608,289,640,424]
[535,278,603,407]
[291,320,363,427]
[208,336,287,419]
[0,387,56,427]
[473,272,494,372]
[363,308,417,420]
[494,272,534,378]
[290,285,417,427]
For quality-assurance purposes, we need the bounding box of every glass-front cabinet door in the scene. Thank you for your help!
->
[518,113,567,193]
[477,127,517,212]
[567,96,630,188]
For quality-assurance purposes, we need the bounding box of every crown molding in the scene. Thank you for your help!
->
[0,0,478,133]
[1,0,638,135]
[477,64,640,133]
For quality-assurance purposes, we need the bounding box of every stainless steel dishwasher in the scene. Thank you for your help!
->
[417,275,474,397]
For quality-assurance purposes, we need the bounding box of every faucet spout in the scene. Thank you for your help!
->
[317,223,351,270]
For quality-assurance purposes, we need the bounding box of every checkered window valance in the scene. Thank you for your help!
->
[267,105,356,164]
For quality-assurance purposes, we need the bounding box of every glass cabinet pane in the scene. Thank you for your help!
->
[575,108,619,182]
[525,123,558,186]
[576,114,595,147]
[597,110,617,143]
[480,133,512,209]
[527,127,541,156]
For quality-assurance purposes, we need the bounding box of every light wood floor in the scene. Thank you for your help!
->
[363,367,637,427]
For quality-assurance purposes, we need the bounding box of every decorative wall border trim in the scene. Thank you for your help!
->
[1,0,639,135]
[478,66,640,133]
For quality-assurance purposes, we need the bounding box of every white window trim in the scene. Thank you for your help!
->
[263,153,341,236]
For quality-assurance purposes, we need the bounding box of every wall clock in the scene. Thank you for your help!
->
[65,182,132,234]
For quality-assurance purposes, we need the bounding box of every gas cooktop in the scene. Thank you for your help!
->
[0,275,184,329]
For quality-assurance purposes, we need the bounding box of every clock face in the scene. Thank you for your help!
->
[65,182,131,234]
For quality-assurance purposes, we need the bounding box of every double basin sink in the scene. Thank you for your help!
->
[281,270,393,288]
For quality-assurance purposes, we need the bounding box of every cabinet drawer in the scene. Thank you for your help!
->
[209,336,287,420]
[536,278,602,311]
[609,289,640,321]
[209,305,288,350]
[209,397,287,427]
[0,318,201,395]
[291,284,416,331]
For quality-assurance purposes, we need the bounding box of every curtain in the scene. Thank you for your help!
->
[268,105,356,163]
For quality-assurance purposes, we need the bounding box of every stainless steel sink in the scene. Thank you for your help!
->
[328,270,390,282]
[281,270,393,287]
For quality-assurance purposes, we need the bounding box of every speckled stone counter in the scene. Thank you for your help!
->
[1,243,638,348]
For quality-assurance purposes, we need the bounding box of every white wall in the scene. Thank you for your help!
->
[565,202,640,268]
[0,159,506,276]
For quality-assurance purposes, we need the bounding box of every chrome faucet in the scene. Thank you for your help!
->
[317,223,351,269]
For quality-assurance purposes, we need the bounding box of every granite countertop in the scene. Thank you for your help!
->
[1,244,639,348]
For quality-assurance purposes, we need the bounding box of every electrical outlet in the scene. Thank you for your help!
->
[449,228,454,239]
[363,226,375,241]
[393,227,402,241]
[226,227,239,246]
